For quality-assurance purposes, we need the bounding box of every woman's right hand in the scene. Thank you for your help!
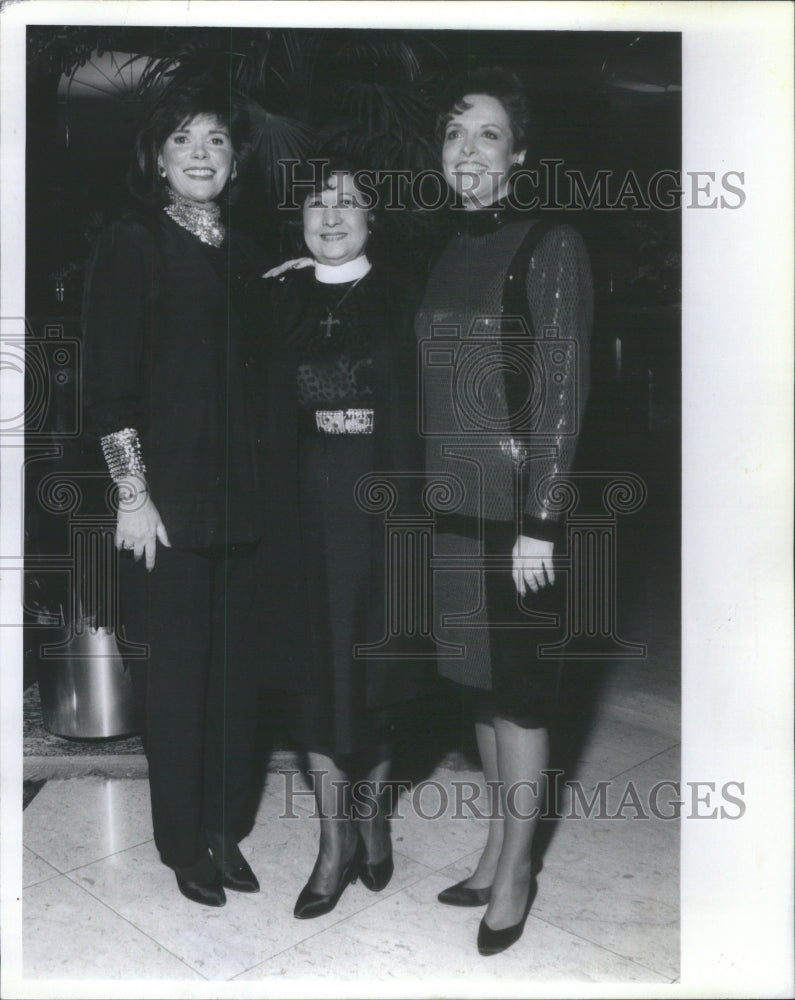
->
[262,257,313,279]
[115,484,171,571]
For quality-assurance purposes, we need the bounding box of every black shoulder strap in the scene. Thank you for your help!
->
[501,219,555,333]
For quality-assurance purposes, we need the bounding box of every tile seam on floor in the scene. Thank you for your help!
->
[228,866,451,977]
[386,844,481,869]
[24,872,63,889]
[433,845,483,875]
[602,741,681,784]
[573,741,681,791]
[527,911,679,980]
[68,859,442,981]
[37,836,158,876]
[22,844,63,889]
[55,871,211,981]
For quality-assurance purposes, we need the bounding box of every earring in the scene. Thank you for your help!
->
[231,165,238,181]
[159,167,166,178]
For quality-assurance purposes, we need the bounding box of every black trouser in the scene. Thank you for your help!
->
[119,543,263,869]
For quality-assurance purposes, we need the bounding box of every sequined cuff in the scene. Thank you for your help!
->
[100,428,147,482]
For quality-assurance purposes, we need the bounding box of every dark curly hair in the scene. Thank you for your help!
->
[437,66,532,154]
[128,80,251,207]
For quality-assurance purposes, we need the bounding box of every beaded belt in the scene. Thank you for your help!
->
[315,408,374,435]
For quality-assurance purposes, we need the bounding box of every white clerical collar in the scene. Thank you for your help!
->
[314,255,372,285]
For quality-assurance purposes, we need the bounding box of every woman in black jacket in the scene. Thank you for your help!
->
[82,82,267,907]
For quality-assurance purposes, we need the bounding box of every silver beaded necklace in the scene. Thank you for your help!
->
[163,191,226,248]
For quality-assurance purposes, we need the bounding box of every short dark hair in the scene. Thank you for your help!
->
[278,153,377,258]
[437,67,531,153]
[292,153,371,199]
[128,80,250,207]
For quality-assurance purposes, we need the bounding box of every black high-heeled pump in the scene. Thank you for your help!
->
[294,839,364,919]
[477,878,537,956]
[438,878,491,907]
[174,853,226,907]
[206,832,260,893]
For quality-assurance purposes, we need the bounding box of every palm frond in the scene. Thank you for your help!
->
[246,101,317,202]
[315,31,444,84]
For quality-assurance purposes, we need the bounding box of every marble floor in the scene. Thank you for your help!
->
[17,644,680,995]
[15,433,682,995]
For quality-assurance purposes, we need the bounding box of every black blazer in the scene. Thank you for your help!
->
[82,212,267,549]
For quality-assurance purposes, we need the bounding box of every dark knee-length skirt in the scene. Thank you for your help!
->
[432,516,564,726]
[261,429,423,756]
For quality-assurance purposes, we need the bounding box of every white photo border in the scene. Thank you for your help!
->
[1,2,792,998]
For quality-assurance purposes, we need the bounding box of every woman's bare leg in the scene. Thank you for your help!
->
[304,751,357,894]
[484,717,548,928]
[459,702,504,890]
[355,748,392,863]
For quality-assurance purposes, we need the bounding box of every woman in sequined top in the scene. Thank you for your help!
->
[416,68,593,955]
[82,82,267,907]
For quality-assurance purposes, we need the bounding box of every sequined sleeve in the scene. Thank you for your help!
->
[521,225,593,536]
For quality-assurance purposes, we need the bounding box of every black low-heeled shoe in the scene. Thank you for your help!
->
[358,850,394,892]
[477,878,537,957]
[174,856,226,908]
[438,879,492,907]
[294,840,363,919]
[219,858,260,893]
[206,832,260,893]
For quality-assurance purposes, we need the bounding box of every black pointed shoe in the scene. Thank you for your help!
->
[294,840,363,919]
[355,798,394,892]
[206,832,260,893]
[219,856,260,893]
[174,855,226,907]
[358,850,394,892]
[477,879,537,956]
[438,879,492,907]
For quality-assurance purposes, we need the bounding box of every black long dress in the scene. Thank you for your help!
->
[415,207,593,725]
[258,264,423,757]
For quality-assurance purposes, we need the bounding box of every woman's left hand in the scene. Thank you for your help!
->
[262,257,313,279]
[512,535,555,595]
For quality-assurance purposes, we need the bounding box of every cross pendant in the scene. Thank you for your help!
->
[320,312,340,338]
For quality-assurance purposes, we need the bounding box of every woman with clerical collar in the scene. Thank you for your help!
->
[82,81,267,908]
[257,159,423,920]
[416,67,594,956]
